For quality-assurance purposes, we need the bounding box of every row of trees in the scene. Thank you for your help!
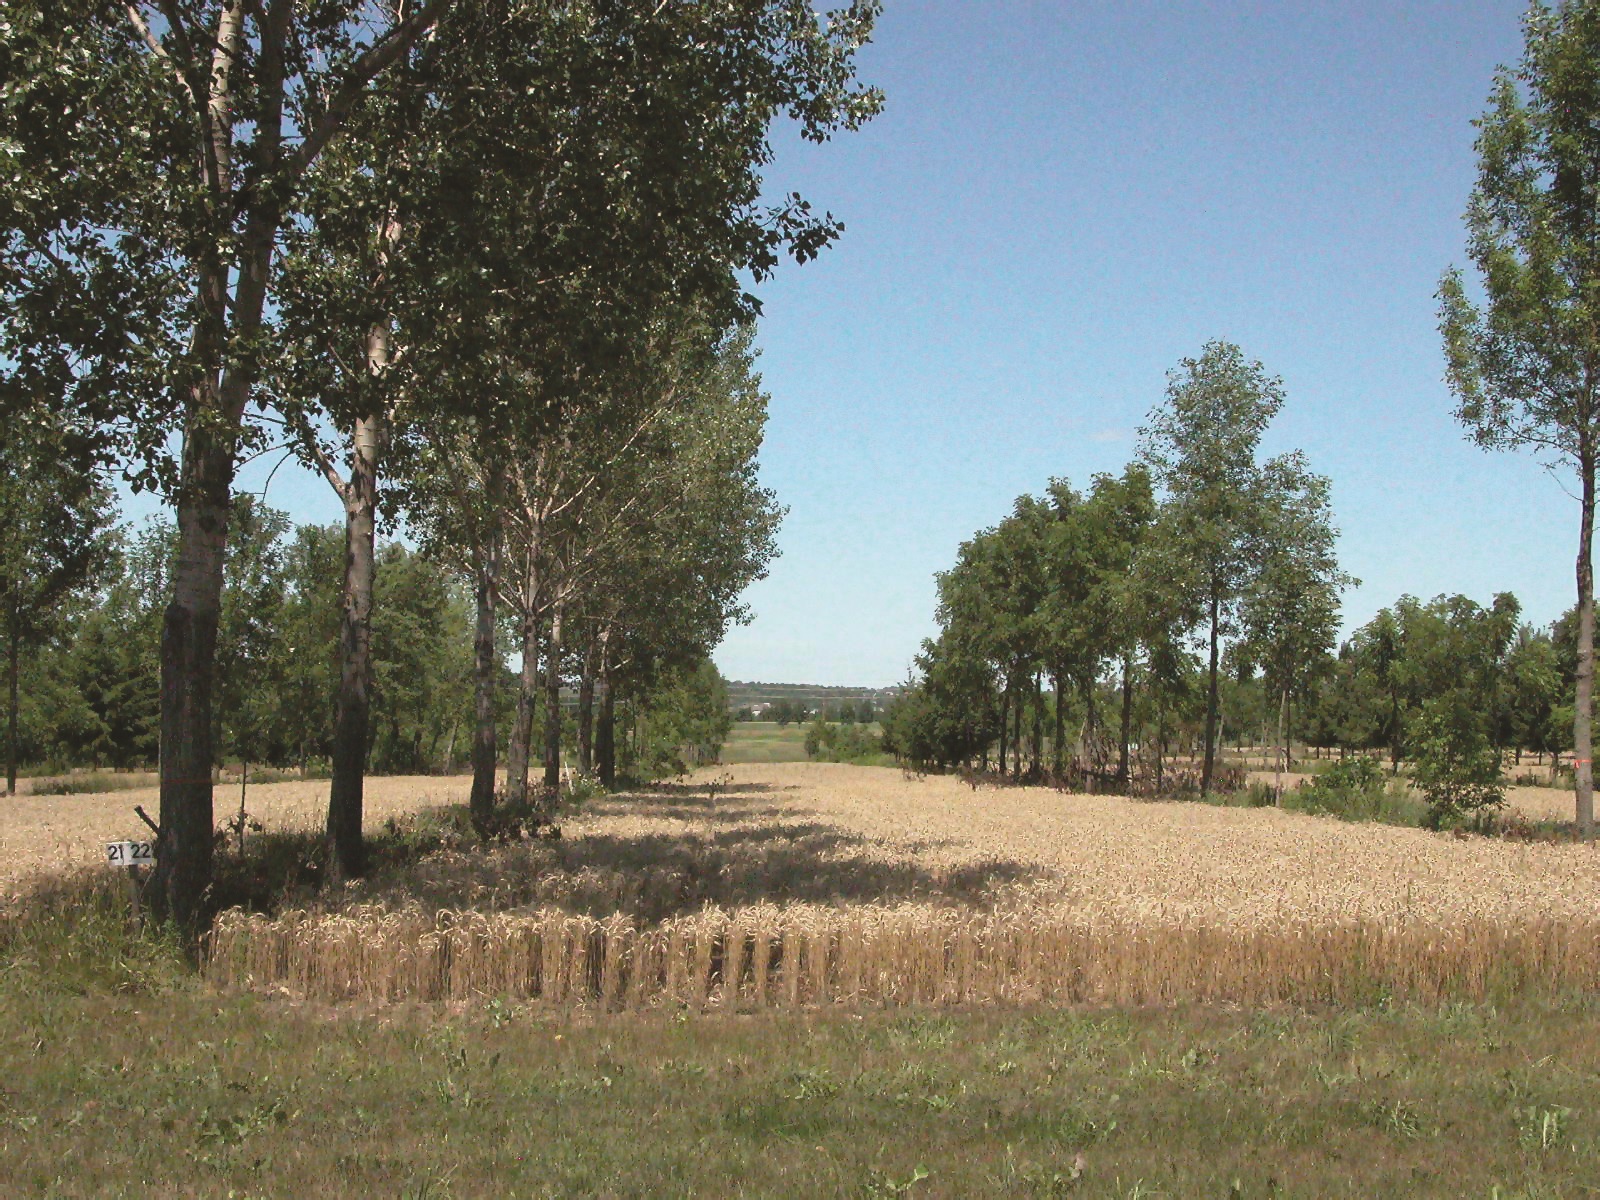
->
[9,505,472,780]
[3,0,882,924]
[888,0,1600,837]
[1302,595,1554,766]
[742,698,877,725]
[882,341,1350,795]
[9,498,745,790]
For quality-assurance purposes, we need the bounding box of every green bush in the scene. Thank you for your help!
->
[1410,701,1505,829]
[805,717,886,765]
[1288,755,1426,825]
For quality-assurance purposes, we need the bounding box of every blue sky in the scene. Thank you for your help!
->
[129,0,1566,688]
[713,0,1567,685]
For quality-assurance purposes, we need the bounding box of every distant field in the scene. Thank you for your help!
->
[721,720,810,763]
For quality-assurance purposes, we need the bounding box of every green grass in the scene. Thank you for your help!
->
[9,945,1600,1197]
[723,721,892,767]
[723,720,811,763]
[11,866,1600,1195]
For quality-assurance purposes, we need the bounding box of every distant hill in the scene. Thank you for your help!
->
[725,681,904,717]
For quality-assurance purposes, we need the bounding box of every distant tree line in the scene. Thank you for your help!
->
[740,697,877,726]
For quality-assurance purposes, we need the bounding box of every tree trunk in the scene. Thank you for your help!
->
[1117,655,1133,785]
[1029,673,1042,776]
[469,519,500,829]
[326,397,383,883]
[1155,704,1166,789]
[156,420,237,930]
[1201,589,1221,795]
[504,533,541,808]
[1576,445,1596,838]
[539,601,564,818]
[997,685,1009,777]
[1274,685,1288,807]
[1389,688,1402,775]
[1011,685,1023,778]
[1051,669,1065,777]
[6,617,18,797]
[1284,696,1294,770]
[576,640,597,776]
[596,665,616,790]
[1082,673,1099,772]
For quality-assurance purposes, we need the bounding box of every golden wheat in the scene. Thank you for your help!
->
[15,761,1600,1007]
[205,899,1600,1008]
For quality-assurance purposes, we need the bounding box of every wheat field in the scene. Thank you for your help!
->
[159,762,1600,1006]
[10,762,1600,1005]
[0,774,473,896]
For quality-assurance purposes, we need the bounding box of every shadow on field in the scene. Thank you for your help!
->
[213,779,1042,924]
[587,798,802,823]
[612,780,787,803]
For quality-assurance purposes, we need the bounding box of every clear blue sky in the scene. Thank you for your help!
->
[714,0,1569,686]
[127,0,1569,689]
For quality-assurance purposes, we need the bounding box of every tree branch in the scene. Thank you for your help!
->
[283,408,350,500]
[286,0,446,177]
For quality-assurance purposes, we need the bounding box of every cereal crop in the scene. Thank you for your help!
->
[188,762,1600,1007]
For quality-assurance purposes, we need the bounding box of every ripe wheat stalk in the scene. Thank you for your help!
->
[206,900,1600,1009]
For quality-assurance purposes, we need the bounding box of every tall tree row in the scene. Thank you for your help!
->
[3,0,882,923]
[886,341,1351,792]
[1439,0,1600,836]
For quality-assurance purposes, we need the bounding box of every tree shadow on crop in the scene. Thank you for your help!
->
[205,782,1043,925]
[621,780,785,801]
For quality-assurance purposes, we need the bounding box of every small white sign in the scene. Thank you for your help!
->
[105,841,155,866]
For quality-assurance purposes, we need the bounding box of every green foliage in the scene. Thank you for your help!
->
[803,716,884,764]
[1411,698,1507,829]
[1439,0,1600,832]
[769,698,810,726]
[1289,756,1427,825]
[18,510,478,777]
[0,871,187,998]
[625,660,734,782]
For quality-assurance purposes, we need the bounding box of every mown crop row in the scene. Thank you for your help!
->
[207,902,1600,1008]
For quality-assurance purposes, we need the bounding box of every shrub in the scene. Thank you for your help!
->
[1410,702,1505,830]
[805,718,886,765]
[1288,755,1426,826]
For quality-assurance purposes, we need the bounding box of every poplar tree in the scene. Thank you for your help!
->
[1439,0,1600,836]
[1139,341,1285,795]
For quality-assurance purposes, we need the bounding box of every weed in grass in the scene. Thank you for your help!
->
[860,1165,932,1197]
[1000,1146,1087,1199]
[785,1068,842,1101]
[1515,1105,1575,1152]
[1370,1099,1427,1139]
